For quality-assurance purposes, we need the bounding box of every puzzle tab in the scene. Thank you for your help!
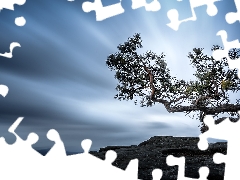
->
[0,42,21,58]
[66,138,140,180]
[82,0,125,21]
[0,117,44,180]
[131,0,161,12]
[0,85,9,97]
[198,112,240,180]
[152,168,163,180]
[167,0,221,31]
[0,0,26,58]
[45,129,67,157]
[2,0,240,179]
[0,0,26,11]
[1,114,240,179]
[212,30,240,78]
[166,155,209,180]
[225,0,240,24]
[0,117,171,180]
[0,118,140,180]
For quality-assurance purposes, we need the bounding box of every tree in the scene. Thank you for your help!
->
[106,33,240,133]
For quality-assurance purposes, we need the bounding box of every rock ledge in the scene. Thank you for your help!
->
[90,136,227,180]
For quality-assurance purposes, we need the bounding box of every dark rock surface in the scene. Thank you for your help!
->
[89,136,227,180]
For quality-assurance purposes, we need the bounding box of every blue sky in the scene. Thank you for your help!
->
[0,0,239,152]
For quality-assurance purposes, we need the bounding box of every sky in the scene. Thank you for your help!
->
[0,0,239,152]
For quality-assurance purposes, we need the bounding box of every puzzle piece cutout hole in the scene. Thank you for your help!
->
[166,155,210,179]
[105,150,117,164]
[167,0,220,30]
[82,0,125,21]
[152,169,163,180]
[225,0,240,24]
[81,138,92,153]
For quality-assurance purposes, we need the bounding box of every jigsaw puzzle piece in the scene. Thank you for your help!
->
[0,118,24,157]
[100,149,139,180]
[82,0,124,21]
[0,0,26,11]
[198,112,240,180]
[0,42,21,58]
[167,155,185,178]
[225,0,240,24]
[65,139,139,180]
[103,149,139,179]
[9,126,40,157]
[0,137,6,146]
[124,158,139,179]
[63,139,105,178]
[131,0,161,11]
[213,152,226,164]
[166,155,209,179]
[167,0,220,31]
[197,167,209,180]
[15,132,44,179]
[8,117,23,135]
[213,151,239,179]
[198,115,216,151]
[0,118,44,180]
[0,137,10,157]
[212,30,240,77]
[65,139,93,162]
[15,16,26,27]
[81,138,92,153]
[2,117,26,146]
[0,85,9,97]
[45,129,67,157]
[198,114,240,148]
[94,140,138,179]
[104,149,117,164]
[3,117,42,158]
[152,168,163,180]
[42,139,93,180]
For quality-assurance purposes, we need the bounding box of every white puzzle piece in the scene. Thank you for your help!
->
[0,0,26,11]
[0,0,26,58]
[0,117,43,180]
[0,118,164,180]
[167,0,221,31]
[2,0,240,180]
[225,0,240,24]
[166,155,209,180]
[198,112,240,180]
[212,30,240,77]
[0,85,9,97]
[45,129,67,157]
[2,115,240,179]
[15,16,26,26]
[131,0,161,12]
[152,168,163,180]
[0,42,21,58]
[82,0,125,21]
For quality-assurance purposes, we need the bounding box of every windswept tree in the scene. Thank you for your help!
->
[106,33,240,133]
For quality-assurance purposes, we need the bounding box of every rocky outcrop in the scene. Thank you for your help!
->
[89,136,227,180]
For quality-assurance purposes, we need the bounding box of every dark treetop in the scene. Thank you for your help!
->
[106,33,240,133]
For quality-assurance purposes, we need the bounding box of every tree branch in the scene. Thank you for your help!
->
[162,103,240,114]
[194,95,211,105]
[143,65,156,100]
[201,116,239,132]
[170,95,189,104]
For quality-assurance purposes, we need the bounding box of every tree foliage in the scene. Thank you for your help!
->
[106,33,240,133]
